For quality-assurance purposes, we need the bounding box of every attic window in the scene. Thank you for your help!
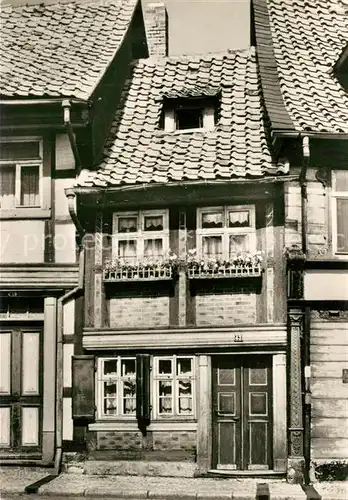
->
[176,107,203,130]
[162,97,217,132]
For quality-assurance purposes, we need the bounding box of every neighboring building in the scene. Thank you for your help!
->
[253,0,348,482]
[0,0,147,466]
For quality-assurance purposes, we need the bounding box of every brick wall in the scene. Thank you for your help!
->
[195,282,257,326]
[152,431,196,452]
[97,431,143,450]
[109,285,170,329]
[144,3,167,56]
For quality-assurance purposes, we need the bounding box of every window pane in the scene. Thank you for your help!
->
[123,380,136,414]
[177,358,192,376]
[176,108,203,130]
[179,397,192,414]
[144,215,164,231]
[334,170,348,192]
[158,359,172,374]
[104,360,117,376]
[159,381,172,413]
[0,141,40,161]
[118,240,137,261]
[104,382,117,415]
[202,235,223,259]
[144,238,163,259]
[20,165,39,206]
[336,198,348,253]
[118,217,137,233]
[229,234,248,255]
[121,359,135,377]
[0,165,15,209]
[202,211,223,228]
[228,210,250,228]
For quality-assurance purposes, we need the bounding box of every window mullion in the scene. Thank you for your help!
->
[15,163,20,207]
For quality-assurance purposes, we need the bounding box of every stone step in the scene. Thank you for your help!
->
[65,459,198,477]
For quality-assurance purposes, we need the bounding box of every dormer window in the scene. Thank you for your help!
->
[162,97,217,133]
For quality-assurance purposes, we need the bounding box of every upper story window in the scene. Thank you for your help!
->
[196,205,256,260]
[332,170,348,255]
[163,97,216,133]
[112,209,169,263]
[97,357,136,419]
[0,139,42,210]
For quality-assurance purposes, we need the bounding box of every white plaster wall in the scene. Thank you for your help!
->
[63,343,74,388]
[63,300,75,337]
[0,220,45,263]
[54,223,76,263]
[63,397,73,441]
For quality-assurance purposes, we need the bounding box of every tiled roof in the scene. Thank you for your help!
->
[0,0,137,100]
[254,0,348,134]
[77,48,287,188]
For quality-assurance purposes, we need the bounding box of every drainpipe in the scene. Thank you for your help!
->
[62,100,82,172]
[65,189,85,243]
[55,249,85,474]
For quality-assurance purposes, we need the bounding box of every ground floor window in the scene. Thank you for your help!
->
[153,356,195,418]
[97,357,136,419]
[96,355,195,420]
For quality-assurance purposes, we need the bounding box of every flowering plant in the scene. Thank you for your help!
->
[185,248,263,270]
[104,250,181,273]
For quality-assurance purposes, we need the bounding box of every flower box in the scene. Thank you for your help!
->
[187,264,262,280]
[103,264,173,282]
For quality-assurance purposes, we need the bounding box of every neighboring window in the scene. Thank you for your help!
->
[97,357,136,419]
[332,170,348,254]
[153,356,195,417]
[163,98,216,132]
[113,210,169,263]
[0,139,42,210]
[197,205,256,260]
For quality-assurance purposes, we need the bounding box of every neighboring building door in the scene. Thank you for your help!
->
[0,325,42,459]
[212,355,272,471]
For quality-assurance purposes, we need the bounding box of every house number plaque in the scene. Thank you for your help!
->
[234,333,243,342]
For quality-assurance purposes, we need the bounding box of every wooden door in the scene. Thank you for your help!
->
[0,326,42,458]
[212,356,272,471]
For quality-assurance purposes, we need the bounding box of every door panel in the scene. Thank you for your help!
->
[213,356,272,471]
[0,326,42,457]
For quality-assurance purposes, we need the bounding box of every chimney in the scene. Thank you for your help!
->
[144,3,168,57]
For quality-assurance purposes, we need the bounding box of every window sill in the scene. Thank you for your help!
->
[89,420,197,432]
[0,208,51,219]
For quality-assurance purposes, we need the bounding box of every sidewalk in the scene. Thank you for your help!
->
[0,467,347,499]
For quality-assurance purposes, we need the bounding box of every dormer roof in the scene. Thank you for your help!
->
[0,0,138,100]
[77,48,287,188]
[254,0,348,134]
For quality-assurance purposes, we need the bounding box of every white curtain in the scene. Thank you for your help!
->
[203,236,223,259]
[229,211,249,227]
[20,166,39,206]
[144,216,163,231]
[337,198,348,253]
[0,166,15,209]
[202,212,223,228]
[144,238,163,258]
[118,217,137,233]
[229,234,247,255]
[118,240,137,262]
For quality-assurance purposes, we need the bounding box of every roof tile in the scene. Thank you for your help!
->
[0,0,137,99]
[78,48,287,188]
[263,0,348,132]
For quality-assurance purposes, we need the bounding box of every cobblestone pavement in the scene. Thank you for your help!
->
[0,468,347,499]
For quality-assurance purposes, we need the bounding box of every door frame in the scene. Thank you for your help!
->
[196,352,287,474]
